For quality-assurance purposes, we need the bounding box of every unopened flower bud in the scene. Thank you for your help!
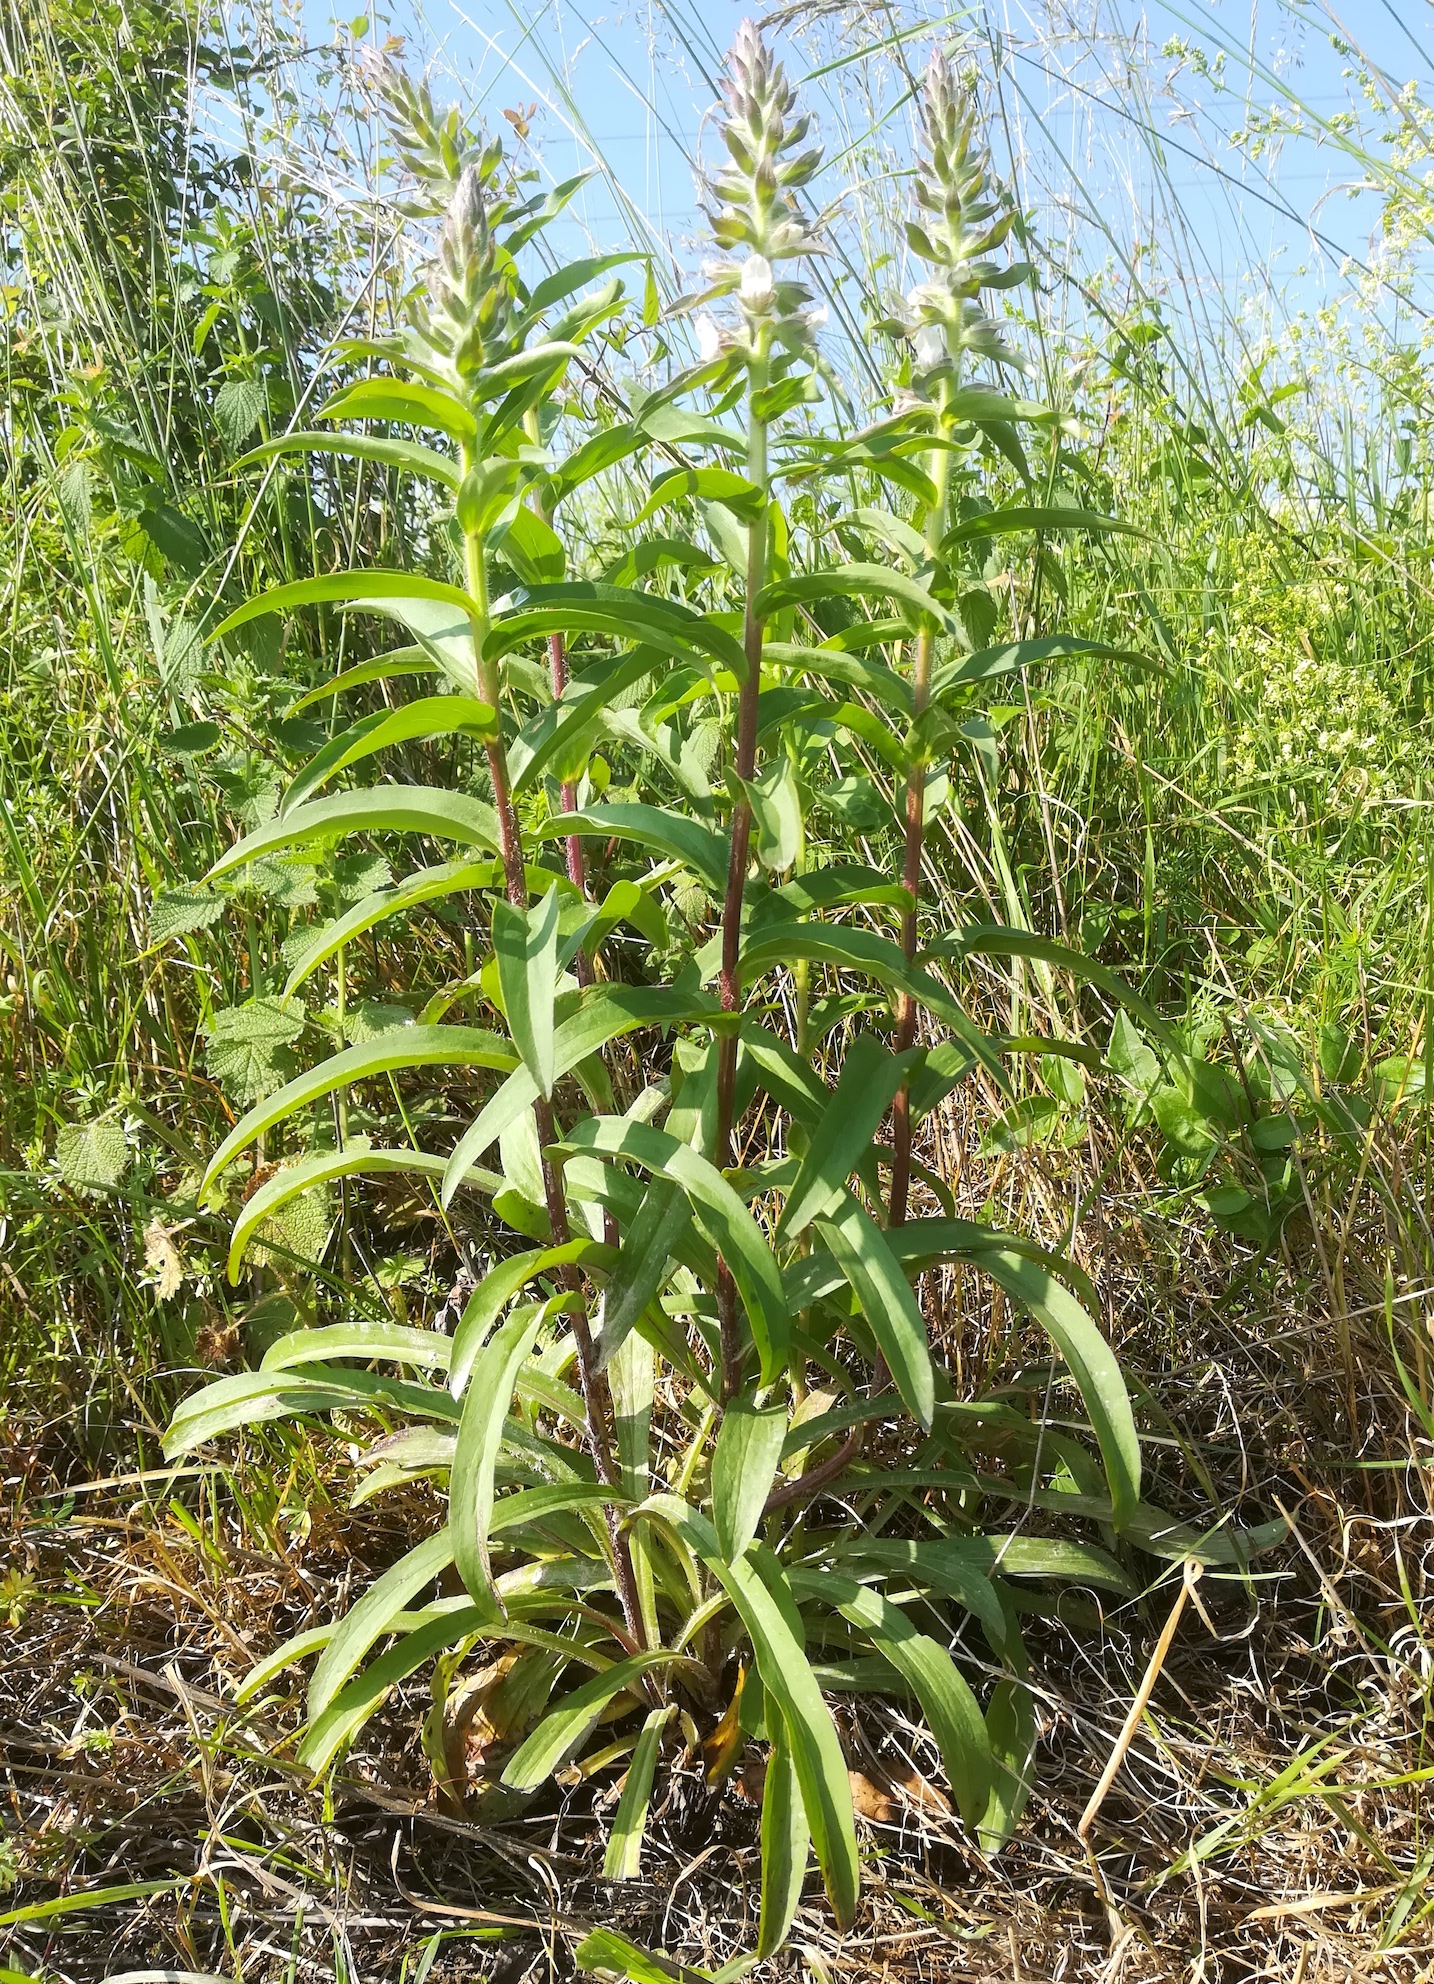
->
[739,253,776,313]
[696,314,724,362]
[913,323,947,373]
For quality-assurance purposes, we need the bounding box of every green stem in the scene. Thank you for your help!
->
[713,342,770,1400]
[889,384,956,1230]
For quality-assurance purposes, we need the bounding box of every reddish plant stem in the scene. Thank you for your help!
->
[711,359,769,1402]
[547,629,591,902]
[469,532,642,1645]
[888,406,953,1231]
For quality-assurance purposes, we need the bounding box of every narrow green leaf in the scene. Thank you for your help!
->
[285,648,437,712]
[308,1529,455,1720]
[757,1713,808,1957]
[778,1037,914,1239]
[201,1026,516,1191]
[319,378,478,442]
[561,1119,789,1386]
[595,1175,693,1372]
[282,860,501,998]
[281,698,496,814]
[164,1367,459,1458]
[449,1303,548,1611]
[941,503,1145,552]
[206,787,501,884]
[712,1399,788,1564]
[441,985,718,1205]
[209,572,481,644]
[737,924,1006,1090]
[500,1651,680,1790]
[790,1569,991,1829]
[935,634,1154,694]
[493,884,562,1099]
[262,1320,454,1375]
[977,1678,1035,1854]
[300,1601,488,1770]
[628,466,765,526]
[235,430,461,490]
[485,583,745,681]
[602,1704,675,1880]
[754,563,956,634]
[508,648,660,794]
[533,803,729,893]
[451,1239,605,1395]
[971,1246,1141,1527]
[573,1929,713,1983]
[229,1146,501,1282]
[813,1195,935,1428]
[640,1496,858,1931]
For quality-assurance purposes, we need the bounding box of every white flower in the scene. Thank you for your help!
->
[696,313,723,362]
[739,253,775,312]
[804,305,828,332]
[913,323,947,372]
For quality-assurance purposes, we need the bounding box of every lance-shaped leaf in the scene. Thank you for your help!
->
[501,1651,686,1791]
[627,466,765,526]
[762,639,914,716]
[812,1195,935,1428]
[755,563,957,635]
[208,571,482,645]
[602,1702,675,1881]
[308,1528,456,1720]
[978,1679,1036,1855]
[451,1238,607,1395]
[928,923,1180,1058]
[485,583,745,681]
[207,788,501,885]
[281,698,497,815]
[282,859,505,999]
[560,1119,790,1386]
[521,250,645,324]
[712,1399,788,1564]
[639,1497,859,1931]
[235,430,461,490]
[533,803,729,893]
[229,1145,503,1280]
[757,1713,809,1957]
[595,1174,693,1372]
[507,648,661,793]
[286,647,438,713]
[787,1569,991,1830]
[448,1303,548,1611]
[441,986,718,1206]
[935,633,1156,695]
[730,756,802,873]
[164,1365,459,1457]
[201,1026,517,1190]
[778,1037,916,1240]
[261,1319,455,1374]
[318,378,478,442]
[965,1246,1141,1526]
[940,503,1145,554]
[300,1601,491,1771]
[737,923,1006,1089]
[346,595,479,692]
[492,885,563,1099]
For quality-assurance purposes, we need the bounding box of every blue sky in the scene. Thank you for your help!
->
[307,0,1432,339]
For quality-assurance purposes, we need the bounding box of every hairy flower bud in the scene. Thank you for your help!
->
[703,21,825,359]
[894,46,1027,379]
